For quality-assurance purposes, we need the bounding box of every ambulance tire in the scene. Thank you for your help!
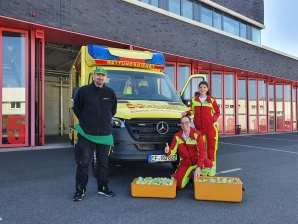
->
[171,153,179,170]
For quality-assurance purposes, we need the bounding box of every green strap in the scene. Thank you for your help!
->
[75,124,114,146]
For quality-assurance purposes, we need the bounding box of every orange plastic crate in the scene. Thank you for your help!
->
[131,178,177,198]
[194,177,243,202]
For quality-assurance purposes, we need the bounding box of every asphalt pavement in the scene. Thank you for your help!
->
[1,132,298,224]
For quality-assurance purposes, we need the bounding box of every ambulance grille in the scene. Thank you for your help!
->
[126,119,181,142]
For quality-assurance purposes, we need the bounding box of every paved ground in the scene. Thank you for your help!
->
[1,133,298,224]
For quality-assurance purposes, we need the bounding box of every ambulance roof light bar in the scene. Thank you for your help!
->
[146,52,165,66]
[87,45,166,66]
[88,45,119,61]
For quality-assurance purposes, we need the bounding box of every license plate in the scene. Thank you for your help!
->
[147,154,177,163]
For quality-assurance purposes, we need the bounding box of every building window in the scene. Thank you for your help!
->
[223,14,239,36]
[138,0,261,43]
[140,0,159,7]
[201,5,212,26]
[164,64,175,86]
[251,25,261,44]
[240,22,247,39]
[182,0,193,19]
[10,102,21,109]
[213,10,222,30]
[178,65,190,92]
[151,0,158,7]
[169,0,181,15]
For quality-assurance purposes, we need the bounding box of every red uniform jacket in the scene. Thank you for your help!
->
[186,95,220,129]
[167,129,206,168]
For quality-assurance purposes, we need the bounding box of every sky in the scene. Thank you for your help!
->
[262,0,298,57]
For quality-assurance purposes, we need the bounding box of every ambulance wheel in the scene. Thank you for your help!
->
[171,152,179,170]
[73,143,77,154]
[171,160,179,170]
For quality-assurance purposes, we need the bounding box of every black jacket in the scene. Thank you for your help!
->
[73,82,117,136]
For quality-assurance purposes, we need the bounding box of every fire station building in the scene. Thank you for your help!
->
[0,0,298,148]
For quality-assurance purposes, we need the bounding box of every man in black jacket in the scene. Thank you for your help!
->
[73,67,117,201]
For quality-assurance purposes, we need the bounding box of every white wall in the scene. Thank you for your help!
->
[2,87,25,115]
[44,76,70,135]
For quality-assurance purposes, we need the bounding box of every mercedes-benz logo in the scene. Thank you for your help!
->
[156,121,169,135]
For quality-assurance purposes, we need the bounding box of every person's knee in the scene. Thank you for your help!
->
[77,162,89,169]
[204,158,213,168]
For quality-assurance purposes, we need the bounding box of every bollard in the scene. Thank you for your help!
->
[236,125,241,135]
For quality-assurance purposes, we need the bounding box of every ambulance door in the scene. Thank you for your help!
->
[180,74,206,107]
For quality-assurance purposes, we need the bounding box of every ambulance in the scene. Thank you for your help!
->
[69,45,205,172]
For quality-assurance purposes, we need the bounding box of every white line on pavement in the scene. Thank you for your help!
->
[279,133,298,136]
[218,168,242,174]
[0,217,2,221]
[244,136,298,142]
[219,142,298,154]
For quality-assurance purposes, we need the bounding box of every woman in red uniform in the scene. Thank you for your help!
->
[182,81,220,176]
[165,116,212,189]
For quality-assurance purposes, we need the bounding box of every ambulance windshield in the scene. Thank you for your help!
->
[105,70,180,102]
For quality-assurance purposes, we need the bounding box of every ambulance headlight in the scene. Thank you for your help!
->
[111,118,125,128]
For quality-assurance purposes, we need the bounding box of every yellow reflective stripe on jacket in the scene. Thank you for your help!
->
[185,133,199,145]
[191,97,215,117]
[169,136,183,156]
[210,98,215,116]
[191,99,213,108]
[170,133,200,156]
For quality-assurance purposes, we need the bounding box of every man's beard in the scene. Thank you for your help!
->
[95,80,104,87]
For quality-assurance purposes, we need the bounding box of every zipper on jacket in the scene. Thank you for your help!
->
[185,141,194,166]
[200,104,203,129]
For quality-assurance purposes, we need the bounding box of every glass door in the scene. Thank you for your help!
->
[276,84,284,131]
[1,29,28,147]
[293,87,297,130]
[224,74,235,134]
[258,80,267,132]
[211,73,223,134]
[238,79,247,133]
[268,84,275,132]
[248,79,257,133]
[284,85,291,131]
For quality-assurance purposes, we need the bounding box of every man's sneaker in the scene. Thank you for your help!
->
[98,186,115,197]
[73,191,84,201]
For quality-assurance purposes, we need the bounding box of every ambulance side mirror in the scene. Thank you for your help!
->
[182,100,191,107]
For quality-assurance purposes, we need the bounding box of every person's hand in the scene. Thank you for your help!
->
[182,112,187,116]
[194,167,201,179]
[165,143,169,154]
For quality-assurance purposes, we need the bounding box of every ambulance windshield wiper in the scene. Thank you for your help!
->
[146,99,174,102]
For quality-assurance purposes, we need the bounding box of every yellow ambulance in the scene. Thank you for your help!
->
[69,45,205,171]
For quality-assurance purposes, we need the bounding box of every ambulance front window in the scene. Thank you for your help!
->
[157,78,172,99]
[106,70,181,102]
